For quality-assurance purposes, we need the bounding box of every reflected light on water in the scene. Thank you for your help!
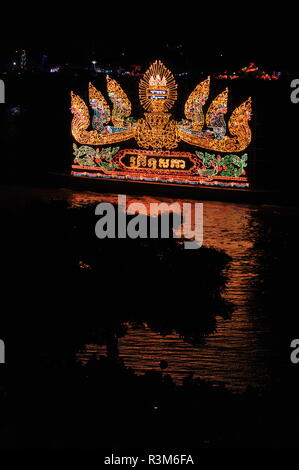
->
[3,186,292,391]
[70,191,274,391]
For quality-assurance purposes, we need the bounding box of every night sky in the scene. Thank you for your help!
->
[0,15,297,73]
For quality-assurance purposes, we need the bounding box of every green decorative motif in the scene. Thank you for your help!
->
[196,152,248,177]
[73,144,120,170]
[73,144,97,166]
[97,147,120,170]
[124,117,137,124]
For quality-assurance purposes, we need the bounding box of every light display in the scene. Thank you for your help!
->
[106,75,132,128]
[20,50,27,70]
[71,60,253,188]
[178,97,251,152]
[71,90,136,145]
[136,60,179,150]
[206,89,228,132]
[215,62,282,80]
[139,60,177,112]
[184,76,210,131]
[136,113,179,150]
[89,82,111,133]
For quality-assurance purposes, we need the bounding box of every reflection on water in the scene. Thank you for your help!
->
[68,190,284,391]
[1,186,295,391]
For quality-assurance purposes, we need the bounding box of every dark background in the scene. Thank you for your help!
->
[1,19,299,458]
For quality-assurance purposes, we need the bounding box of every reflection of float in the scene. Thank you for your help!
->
[71,60,252,189]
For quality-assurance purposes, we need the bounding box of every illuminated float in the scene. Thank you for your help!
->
[71,60,252,188]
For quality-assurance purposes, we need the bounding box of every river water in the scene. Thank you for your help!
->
[2,185,295,392]
[66,190,297,391]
